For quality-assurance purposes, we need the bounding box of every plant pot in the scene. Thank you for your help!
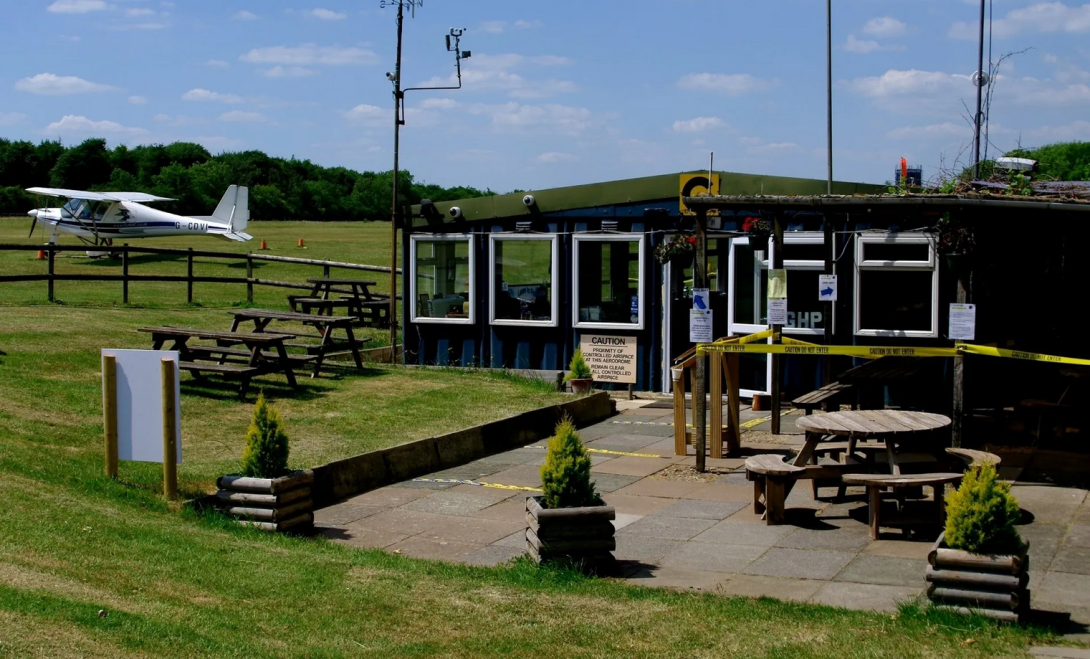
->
[925,531,1030,623]
[569,378,593,394]
[526,496,616,573]
[215,470,314,533]
[751,394,771,412]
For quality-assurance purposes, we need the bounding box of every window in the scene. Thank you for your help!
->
[573,234,646,329]
[728,233,831,336]
[854,233,938,338]
[410,234,474,324]
[489,234,559,327]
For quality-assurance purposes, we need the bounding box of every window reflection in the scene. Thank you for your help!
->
[576,239,640,325]
[414,239,471,320]
[493,238,553,323]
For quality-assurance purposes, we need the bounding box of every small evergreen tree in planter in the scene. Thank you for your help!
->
[926,463,1029,622]
[564,349,594,394]
[526,417,616,572]
[216,395,314,533]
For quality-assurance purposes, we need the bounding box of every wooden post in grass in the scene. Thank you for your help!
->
[122,244,130,304]
[187,248,194,304]
[246,251,254,304]
[47,246,55,302]
[161,358,178,500]
[103,354,118,479]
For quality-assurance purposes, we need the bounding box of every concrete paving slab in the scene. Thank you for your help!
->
[601,493,674,516]
[650,499,747,521]
[613,535,684,565]
[324,525,408,549]
[430,463,510,481]
[1036,572,1090,609]
[403,490,502,517]
[356,508,452,538]
[590,473,641,493]
[776,523,873,552]
[861,539,934,560]
[492,530,527,549]
[809,582,921,613]
[392,479,457,490]
[1052,545,1090,576]
[481,464,545,488]
[691,521,797,547]
[347,486,431,508]
[592,456,672,478]
[723,504,769,524]
[715,471,752,486]
[1031,648,1090,658]
[415,516,525,546]
[313,503,383,526]
[1013,485,1087,524]
[600,422,675,438]
[682,483,754,503]
[1022,522,1070,571]
[613,479,703,499]
[617,515,717,541]
[744,548,856,580]
[471,451,540,467]
[624,566,731,592]
[585,434,667,451]
[670,456,748,470]
[476,498,531,523]
[835,554,929,588]
[659,541,767,574]
[612,513,642,531]
[462,545,526,567]
[387,536,484,562]
[448,483,519,502]
[717,575,825,603]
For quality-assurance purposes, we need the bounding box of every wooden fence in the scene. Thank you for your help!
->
[0,244,402,304]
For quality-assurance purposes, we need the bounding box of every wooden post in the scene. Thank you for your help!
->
[186,248,194,304]
[323,262,331,278]
[771,214,785,435]
[47,246,55,302]
[672,368,687,456]
[725,353,741,454]
[710,351,723,459]
[161,358,178,500]
[693,208,708,472]
[246,251,254,304]
[122,244,129,304]
[823,217,834,385]
[952,272,969,448]
[103,354,118,479]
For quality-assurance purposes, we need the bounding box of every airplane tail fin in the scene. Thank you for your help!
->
[211,185,249,233]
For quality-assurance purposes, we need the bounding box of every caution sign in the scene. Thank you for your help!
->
[580,335,637,384]
[680,173,721,216]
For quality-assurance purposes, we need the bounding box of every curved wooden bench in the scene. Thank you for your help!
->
[945,448,1001,469]
[842,472,964,539]
[745,455,805,525]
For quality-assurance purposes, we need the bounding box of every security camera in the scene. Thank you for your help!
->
[522,194,536,207]
[385,72,395,80]
[449,206,463,219]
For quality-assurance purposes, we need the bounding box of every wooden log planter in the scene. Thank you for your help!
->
[926,531,1030,623]
[526,496,615,572]
[215,471,314,533]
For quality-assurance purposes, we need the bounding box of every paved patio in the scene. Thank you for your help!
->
[316,400,1090,638]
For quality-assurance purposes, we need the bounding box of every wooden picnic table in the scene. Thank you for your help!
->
[228,309,370,377]
[289,278,390,328]
[138,326,299,400]
[796,410,952,475]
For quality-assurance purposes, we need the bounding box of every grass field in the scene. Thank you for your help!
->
[0,219,1073,656]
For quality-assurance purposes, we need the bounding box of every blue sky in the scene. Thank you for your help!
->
[2,0,1089,191]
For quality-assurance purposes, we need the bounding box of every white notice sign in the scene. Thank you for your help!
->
[689,310,713,343]
[818,274,837,302]
[768,299,788,325]
[102,349,182,464]
[949,303,976,341]
[579,335,638,384]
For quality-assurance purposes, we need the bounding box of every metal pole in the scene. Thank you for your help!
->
[389,0,405,363]
[694,208,708,473]
[973,0,986,178]
[771,215,785,435]
[826,0,833,195]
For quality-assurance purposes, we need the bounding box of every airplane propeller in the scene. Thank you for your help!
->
[27,209,38,238]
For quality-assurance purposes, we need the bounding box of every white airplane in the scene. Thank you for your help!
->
[25,185,253,245]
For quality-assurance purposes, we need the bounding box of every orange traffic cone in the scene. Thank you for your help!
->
[37,249,45,260]
[297,238,305,248]
[259,239,268,250]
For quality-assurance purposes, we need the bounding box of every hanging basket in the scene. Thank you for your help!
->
[655,235,697,265]
[742,217,772,246]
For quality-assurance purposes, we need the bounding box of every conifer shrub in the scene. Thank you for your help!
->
[944,463,1022,555]
[564,349,593,381]
[240,394,290,478]
[539,417,599,509]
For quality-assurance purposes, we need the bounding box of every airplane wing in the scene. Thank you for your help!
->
[26,187,175,203]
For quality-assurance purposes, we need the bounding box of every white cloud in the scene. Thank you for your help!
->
[233,10,257,21]
[204,59,229,68]
[514,19,538,29]
[262,66,316,78]
[419,98,458,109]
[844,69,965,98]
[127,95,147,105]
[748,142,801,155]
[182,88,243,103]
[15,73,116,95]
[475,102,599,135]
[480,20,507,33]
[950,2,1090,39]
[843,35,880,53]
[1,112,27,126]
[677,73,779,96]
[672,116,725,133]
[111,22,167,30]
[535,152,579,163]
[240,44,377,66]
[309,8,346,20]
[43,115,147,135]
[862,16,906,38]
[219,110,270,123]
[418,55,577,99]
[47,0,108,13]
[152,114,207,126]
[886,122,969,140]
[1026,119,1090,141]
[126,7,154,16]
[344,103,386,126]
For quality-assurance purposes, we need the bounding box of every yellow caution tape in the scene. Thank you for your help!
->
[957,343,1090,367]
[781,336,821,347]
[735,328,774,344]
[412,478,541,492]
[526,445,665,459]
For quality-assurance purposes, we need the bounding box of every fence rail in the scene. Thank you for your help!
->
[0,244,401,304]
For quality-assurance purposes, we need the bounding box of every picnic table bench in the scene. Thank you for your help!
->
[228,309,370,377]
[842,472,964,539]
[793,382,855,415]
[139,326,299,400]
[288,278,390,328]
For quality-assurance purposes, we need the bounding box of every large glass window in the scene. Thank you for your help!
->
[728,234,830,335]
[573,234,646,329]
[489,234,558,326]
[410,235,474,324]
[854,233,938,337]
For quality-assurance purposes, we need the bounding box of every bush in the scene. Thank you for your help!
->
[240,395,290,478]
[539,417,598,509]
[564,349,593,381]
[944,463,1022,555]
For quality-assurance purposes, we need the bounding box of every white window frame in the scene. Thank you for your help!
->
[853,232,939,338]
[409,233,475,325]
[488,233,560,328]
[572,233,647,330]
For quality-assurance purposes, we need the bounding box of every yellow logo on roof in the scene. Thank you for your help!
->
[679,173,720,216]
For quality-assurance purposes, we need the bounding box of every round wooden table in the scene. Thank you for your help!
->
[796,410,951,474]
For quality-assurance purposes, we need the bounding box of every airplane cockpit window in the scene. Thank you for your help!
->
[62,199,83,218]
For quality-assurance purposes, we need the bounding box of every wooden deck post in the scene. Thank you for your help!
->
[771,214,785,435]
[47,246,55,302]
[246,251,254,304]
[693,208,709,472]
[161,358,178,500]
[186,248,194,304]
[672,367,687,456]
[103,354,118,479]
[710,352,723,459]
[122,244,129,304]
[725,353,741,454]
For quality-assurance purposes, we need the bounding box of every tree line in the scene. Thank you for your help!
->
[0,137,493,220]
